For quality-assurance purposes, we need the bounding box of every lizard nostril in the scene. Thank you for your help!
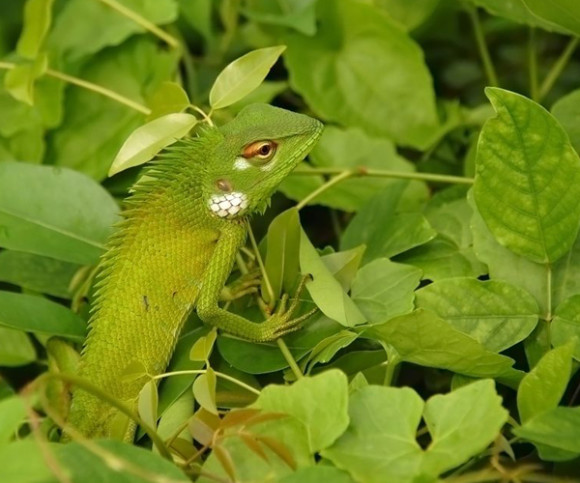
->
[216,179,232,192]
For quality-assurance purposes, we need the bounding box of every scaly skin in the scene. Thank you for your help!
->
[66,105,322,440]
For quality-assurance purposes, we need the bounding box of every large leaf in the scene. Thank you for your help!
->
[322,380,507,482]
[0,397,26,447]
[415,278,539,352]
[474,88,580,264]
[472,0,568,32]
[17,0,55,59]
[0,291,86,341]
[0,162,119,264]
[284,0,439,149]
[522,0,580,35]
[47,0,178,62]
[368,310,520,379]
[341,181,435,263]
[0,250,79,298]
[255,370,349,453]
[552,88,580,155]
[552,295,580,361]
[209,45,286,110]
[242,0,317,35]
[351,258,421,324]
[515,407,580,457]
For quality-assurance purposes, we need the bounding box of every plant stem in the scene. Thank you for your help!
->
[528,27,539,101]
[0,61,151,114]
[292,167,473,193]
[189,104,214,126]
[96,0,179,48]
[467,6,499,87]
[295,170,352,210]
[247,222,275,305]
[276,338,303,379]
[383,354,400,386]
[46,68,151,114]
[539,37,580,101]
[152,369,261,396]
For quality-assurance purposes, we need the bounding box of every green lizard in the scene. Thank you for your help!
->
[65,104,323,440]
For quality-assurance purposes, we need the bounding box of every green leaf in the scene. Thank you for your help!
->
[0,396,26,446]
[263,208,301,302]
[0,441,53,483]
[368,310,520,379]
[193,368,218,415]
[0,328,35,367]
[341,182,435,263]
[138,380,158,430]
[51,37,179,180]
[303,331,359,374]
[553,295,580,361]
[285,0,439,149]
[300,230,366,327]
[17,0,55,59]
[0,291,86,341]
[515,406,580,456]
[421,380,508,475]
[209,45,286,110]
[474,88,580,264]
[280,127,416,212]
[517,341,575,423]
[552,88,580,155]
[322,385,424,483]
[323,380,507,482]
[321,245,366,293]
[415,278,539,352]
[242,0,317,35]
[47,0,179,62]
[108,112,197,176]
[397,237,487,281]
[0,251,79,299]
[0,162,119,264]
[217,315,342,374]
[351,258,422,324]
[146,81,190,121]
[522,0,580,35]
[255,370,349,452]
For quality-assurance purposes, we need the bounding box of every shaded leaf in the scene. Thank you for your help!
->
[553,295,580,361]
[0,328,36,367]
[137,380,158,430]
[17,0,55,59]
[0,162,119,264]
[0,396,26,446]
[147,81,190,121]
[193,368,218,415]
[189,328,217,362]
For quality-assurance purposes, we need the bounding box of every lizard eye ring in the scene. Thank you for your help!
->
[242,140,277,162]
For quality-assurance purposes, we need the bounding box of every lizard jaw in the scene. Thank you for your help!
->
[208,192,249,219]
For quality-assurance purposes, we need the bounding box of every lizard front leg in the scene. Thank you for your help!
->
[196,224,314,342]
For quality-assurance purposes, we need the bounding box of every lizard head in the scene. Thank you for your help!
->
[204,104,323,219]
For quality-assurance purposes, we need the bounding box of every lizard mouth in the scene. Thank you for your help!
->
[208,192,249,219]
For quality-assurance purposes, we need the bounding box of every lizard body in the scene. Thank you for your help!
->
[66,105,322,439]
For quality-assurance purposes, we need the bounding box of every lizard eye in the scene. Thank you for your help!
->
[242,141,277,162]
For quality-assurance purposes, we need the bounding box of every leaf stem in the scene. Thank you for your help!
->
[276,338,303,379]
[189,104,214,127]
[292,166,473,209]
[152,369,261,396]
[295,171,353,210]
[467,6,499,87]
[46,68,151,114]
[383,354,400,386]
[96,0,179,48]
[0,61,151,114]
[247,222,275,306]
[528,28,539,101]
[538,37,580,101]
